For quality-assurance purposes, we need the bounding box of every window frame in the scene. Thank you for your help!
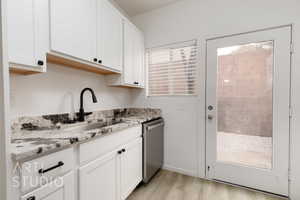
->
[146,39,199,97]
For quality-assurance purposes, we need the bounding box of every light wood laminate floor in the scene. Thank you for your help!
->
[127,170,284,200]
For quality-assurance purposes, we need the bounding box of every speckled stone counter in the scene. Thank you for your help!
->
[11,108,161,161]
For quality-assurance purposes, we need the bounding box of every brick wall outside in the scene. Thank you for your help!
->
[217,44,273,137]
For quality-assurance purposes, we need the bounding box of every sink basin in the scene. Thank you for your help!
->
[63,119,125,132]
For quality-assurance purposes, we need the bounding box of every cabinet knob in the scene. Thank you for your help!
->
[122,149,126,152]
[37,60,44,66]
[118,150,122,154]
[134,82,139,85]
[93,58,98,62]
[27,196,35,200]
[98,60,102,64]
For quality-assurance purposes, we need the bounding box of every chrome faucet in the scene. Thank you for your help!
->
[78,88,98,122]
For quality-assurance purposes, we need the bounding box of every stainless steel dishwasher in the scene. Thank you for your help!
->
[142,118,164,183]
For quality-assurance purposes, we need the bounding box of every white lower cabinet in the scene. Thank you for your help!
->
[120,138,143,200]
[16,127,143,200]
[79,137,142,200]
[79,150,119,200]
[21,172,75,200]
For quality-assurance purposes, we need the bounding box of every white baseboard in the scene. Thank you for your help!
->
[162,165,198,177]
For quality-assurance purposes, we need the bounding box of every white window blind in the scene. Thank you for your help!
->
[147,40,198,96]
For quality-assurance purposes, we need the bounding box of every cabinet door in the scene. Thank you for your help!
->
[34,0,49,70]
[7,0,48,69]
[120,138,143,200]
[50,0,97,62]
[21,172,75,200]
[97,0,122,71]
[123,21,145,87]
[80,151,119,200]
[7,0,36,66]
[123,20,135,85]
[134,31,145,88]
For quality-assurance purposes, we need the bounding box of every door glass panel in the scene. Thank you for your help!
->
[216,41,273,169]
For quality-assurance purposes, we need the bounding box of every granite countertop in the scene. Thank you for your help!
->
[11,108,161,161]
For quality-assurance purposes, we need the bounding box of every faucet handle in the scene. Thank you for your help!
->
[84,112,93,116]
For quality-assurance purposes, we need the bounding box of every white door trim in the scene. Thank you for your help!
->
[0,0,12,199]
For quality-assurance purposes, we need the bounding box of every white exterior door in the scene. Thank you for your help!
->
[206,26,291,196]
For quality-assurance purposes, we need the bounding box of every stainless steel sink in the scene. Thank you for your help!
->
[63,119,125,132]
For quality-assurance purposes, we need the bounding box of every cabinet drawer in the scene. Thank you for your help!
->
[20,148,75,193]
[79,125,142,165]
[21,171,75,200]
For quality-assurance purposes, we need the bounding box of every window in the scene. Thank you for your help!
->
[146,40,198,96]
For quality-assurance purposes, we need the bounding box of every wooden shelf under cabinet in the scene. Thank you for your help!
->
[47,53,121,75]
[9,64,44,75]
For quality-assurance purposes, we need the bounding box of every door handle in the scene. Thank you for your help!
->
[207,114,214,120]
[146,123,164,131]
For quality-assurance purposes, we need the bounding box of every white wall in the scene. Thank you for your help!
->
[10,63,133,118]
[131,0,300,198]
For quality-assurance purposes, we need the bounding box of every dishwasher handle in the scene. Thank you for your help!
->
[146,122,164,131]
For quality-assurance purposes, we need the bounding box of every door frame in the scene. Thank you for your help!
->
[202,24,293,196]
[0,0,12,199]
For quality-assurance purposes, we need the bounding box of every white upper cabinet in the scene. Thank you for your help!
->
[7,0,35,66]
[7,0,144,79]
[134,31,145,88]
[50,0,97,63]
[34,0,49,69]
[7,0,48,73]
[107,20,145,88]
[123,21,135,85]
[97,0,123,71]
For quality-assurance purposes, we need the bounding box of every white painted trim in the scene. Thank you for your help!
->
[0,0,11,199]
[289,22,300,200]
[196,37,207,179]
[162,165,197,177]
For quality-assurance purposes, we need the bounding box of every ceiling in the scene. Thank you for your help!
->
[114,0,182,16]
